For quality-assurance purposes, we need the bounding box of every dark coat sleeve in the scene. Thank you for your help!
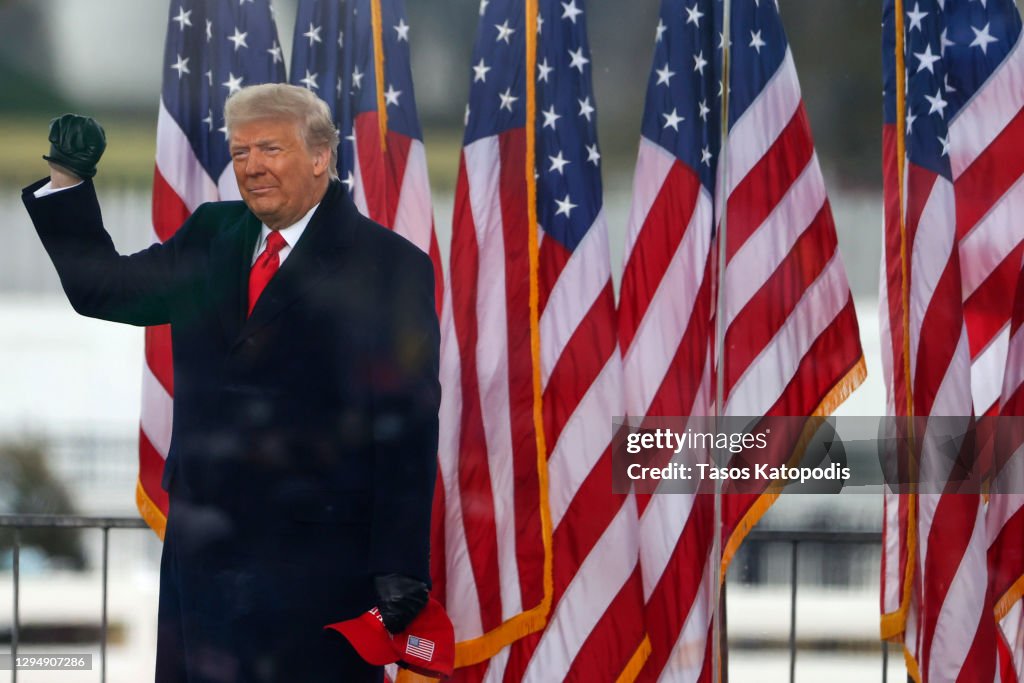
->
[21,178,199,326]
[366,241,441,586]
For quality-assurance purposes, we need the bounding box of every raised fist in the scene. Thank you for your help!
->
[43,114,106,179]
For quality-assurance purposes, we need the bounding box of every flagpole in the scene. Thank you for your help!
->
[369,0,389,152]
[713,0,733,681]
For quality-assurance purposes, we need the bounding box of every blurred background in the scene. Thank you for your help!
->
[0,0,906,680]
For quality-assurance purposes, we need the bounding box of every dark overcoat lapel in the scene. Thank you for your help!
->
[206,181,357,351]
[208,209,260,347]
[237,183,355,348]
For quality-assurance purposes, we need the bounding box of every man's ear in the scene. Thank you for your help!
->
[312,146,330,178]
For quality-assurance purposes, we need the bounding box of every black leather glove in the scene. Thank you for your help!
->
[374,573,429,634]
[43,114,106,179]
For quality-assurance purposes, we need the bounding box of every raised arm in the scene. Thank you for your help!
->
[22,115,186,327]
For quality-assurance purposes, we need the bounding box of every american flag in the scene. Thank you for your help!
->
[941,0,1024,678]
[618,0,864,679]
[944,0,1024,418]
[142,0,285,536]
[880,0,996,679]
[289,0,443,307]
[405,635,436,662]
[435,0,647,678]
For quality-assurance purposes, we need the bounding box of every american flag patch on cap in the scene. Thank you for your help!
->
[405,635,435,661]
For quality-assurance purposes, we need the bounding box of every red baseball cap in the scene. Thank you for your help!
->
[325,597,455,678]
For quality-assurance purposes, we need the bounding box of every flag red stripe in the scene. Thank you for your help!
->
[542,284,617,447]
[450,156,506,633]
[631,258,714,518]
[903,166,962,418]
[499,456,642,680]
[638,497,714,680]
[550,450,619,596]
[764,299,860,417]
[920,495,982,678]
[954,106,1024,239]
[497,129,546,611]
[903,166,938,251]
[381,129,412,228]
[430,467,448,607]
[725,106,815,260]
[997,634,1017,683]
[643,257,714,420]
[538,237,573,314]
[152,166,191,244]
[562,567,647,680]
[722,207,838,399]
[138,429,169,513]
[618,163,702,352]
[354,113,412,230]
[913,256,965,416]
[881,492,912,616]
[145,325,174,396]
[428,231,444,315]
[963,247,1023,356]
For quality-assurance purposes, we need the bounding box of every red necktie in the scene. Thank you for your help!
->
[248,230,287,316]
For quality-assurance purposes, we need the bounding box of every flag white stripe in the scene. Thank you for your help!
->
[908,178,957,381]
[521,502,640,683]
[879,240,898,416]
[988,459,1024,530]
[482,638,511,683]
[972,324,1010,415]
[1005,322,1024,400]
[465,136,524,618]
[140,362,173,457]
[217,164,241,201]
[723,49,801,197]
[915,493,939,631]
[623,139,677,257]
[155,100,218,212]
[949,31,1024,179]
[351,127,370,216]
[959,175,1024,298]
[638,389,712,595]
[548,355,620,529]
[724,154,826,325]
[393,140,433,253]
[883,491,904,614]
[437,284,485,641]
[915,340,973,612]
[925,328,973,420]
[930,504,989,679]
[640,493,696,599]
[622,189,713,416]
[998,600,1024,680]
[656,544,716,683]
[540,211,612,388]
[725,252,849,416]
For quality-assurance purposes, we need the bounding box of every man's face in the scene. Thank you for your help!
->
[229,117,329,230]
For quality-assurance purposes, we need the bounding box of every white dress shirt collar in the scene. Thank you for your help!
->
[252,202,319,266]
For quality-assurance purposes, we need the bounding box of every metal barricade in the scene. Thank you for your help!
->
[0,516,895,683]
[1,515,148,683]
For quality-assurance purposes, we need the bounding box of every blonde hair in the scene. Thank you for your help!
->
[224,83,340,180]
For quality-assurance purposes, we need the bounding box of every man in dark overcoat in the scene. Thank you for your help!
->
[21,83,440,683]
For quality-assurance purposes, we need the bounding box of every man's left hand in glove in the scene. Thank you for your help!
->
[374,573,429,634]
